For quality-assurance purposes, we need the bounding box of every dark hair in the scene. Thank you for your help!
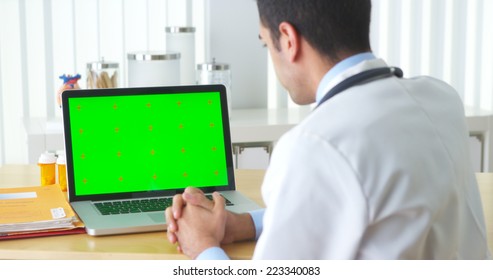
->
[257,0,372,62]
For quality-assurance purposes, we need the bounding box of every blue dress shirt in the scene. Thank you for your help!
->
[315,52,375,104]
[195,209,264,260]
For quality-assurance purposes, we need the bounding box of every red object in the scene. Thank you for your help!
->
[0,228,86,240]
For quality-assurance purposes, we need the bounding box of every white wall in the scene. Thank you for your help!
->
[208,0,267,109]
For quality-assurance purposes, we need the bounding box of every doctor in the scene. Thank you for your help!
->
[165,0,490,259]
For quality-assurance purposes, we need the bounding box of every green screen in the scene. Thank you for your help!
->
[67,91,229,196]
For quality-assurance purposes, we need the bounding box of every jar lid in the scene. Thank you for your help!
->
[127,51,181,61]
[87,60,119,70]
[197,61,230,71]
[165,26,196,33]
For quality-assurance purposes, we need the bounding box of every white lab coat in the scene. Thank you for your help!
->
[253,59,490,259]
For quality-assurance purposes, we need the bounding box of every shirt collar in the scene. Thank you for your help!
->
[315,52,376,104]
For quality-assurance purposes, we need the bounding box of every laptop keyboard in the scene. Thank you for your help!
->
[205,194,234,206]
[94,195,234,215]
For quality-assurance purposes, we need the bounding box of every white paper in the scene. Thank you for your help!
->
[0,192,37,200]
[50,207,66,219]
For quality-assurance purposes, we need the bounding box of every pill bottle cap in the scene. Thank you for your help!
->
[56,153,66,165]
[38,152,57,164]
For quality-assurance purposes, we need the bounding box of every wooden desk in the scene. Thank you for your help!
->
[0,165,265,260]
[1,165,492,258]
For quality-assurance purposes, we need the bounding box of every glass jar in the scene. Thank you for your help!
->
[166,26,196,85]
[86,59,119,89]
[196,59,232,110]
[127,51,181,87]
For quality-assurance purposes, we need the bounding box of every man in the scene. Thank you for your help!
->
[165,0,490,259]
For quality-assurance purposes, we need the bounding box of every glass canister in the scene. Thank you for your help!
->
[86,59,119,89]
[127,51,181,87]
[196,59,232,111]
[166,26,196,85]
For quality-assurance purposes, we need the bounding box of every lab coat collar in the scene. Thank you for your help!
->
[316,55,388,105]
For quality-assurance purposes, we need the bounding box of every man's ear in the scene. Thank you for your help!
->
[278,22,300,62]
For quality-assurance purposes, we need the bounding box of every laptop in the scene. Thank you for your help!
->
[61,84,261,236]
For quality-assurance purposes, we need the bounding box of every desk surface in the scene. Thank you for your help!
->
[0,165,265,260]
[1,165,492,259]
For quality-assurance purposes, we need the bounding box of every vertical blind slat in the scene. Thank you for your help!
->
[482,0,493,110]
[43,0,55,119]
[386,0,402,66]
[450,0,468,100]
[71,0,77,73]
[0,33,4,165]
[73,0,99,90]
[148,0,167,51]
[408,0,423,77]
[51,0,75,118]
[429,0,446,79]
[19,0,30,119]
[26,0,47,118]
[472,0,484,109]
[464,0,479,107]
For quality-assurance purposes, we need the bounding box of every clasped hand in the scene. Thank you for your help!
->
[165,188,227,259]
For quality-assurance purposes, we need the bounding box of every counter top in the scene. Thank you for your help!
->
[23,106,493,170]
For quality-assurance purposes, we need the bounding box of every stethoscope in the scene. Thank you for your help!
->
[317,67,403,108]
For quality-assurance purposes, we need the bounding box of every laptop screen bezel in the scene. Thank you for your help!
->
[61,84,236,202]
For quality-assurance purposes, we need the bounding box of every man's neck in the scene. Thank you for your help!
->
[315,52,376,104]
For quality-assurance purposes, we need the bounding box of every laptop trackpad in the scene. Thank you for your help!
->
[148,212,166,223]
